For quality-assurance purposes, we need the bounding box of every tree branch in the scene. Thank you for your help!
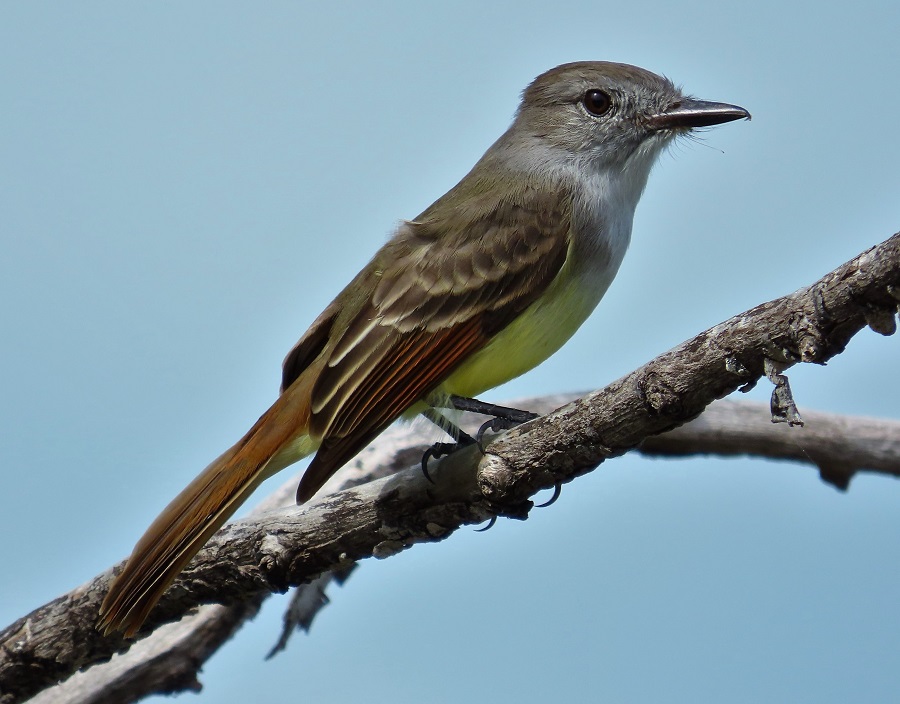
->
[477,233,900,506]
[2,232,898,704]
[639,398,900,490]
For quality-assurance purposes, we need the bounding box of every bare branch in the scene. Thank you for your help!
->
[16,422,425,704]
[477,233,900,506]
[2,232,898,704]
[640,399,900,490]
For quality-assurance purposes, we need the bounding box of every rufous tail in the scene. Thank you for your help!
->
[98,383,315,637]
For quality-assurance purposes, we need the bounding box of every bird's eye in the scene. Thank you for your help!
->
[582,89,612,116]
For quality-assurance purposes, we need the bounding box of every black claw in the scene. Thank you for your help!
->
[420,450,436,484]
[420,442,461,483]
[475,419,498,450]
[474,516,497,532]
[536,483,562,508]
[475,415,531,450]
[475,420,490,450]
[419,399,535,484]
[419,408,478,483]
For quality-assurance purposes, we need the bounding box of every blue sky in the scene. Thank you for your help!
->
[2,2,899,702]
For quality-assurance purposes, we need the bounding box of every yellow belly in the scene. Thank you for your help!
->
[438,261,605,399]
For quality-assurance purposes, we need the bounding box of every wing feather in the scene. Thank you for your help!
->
[295,184,574,502]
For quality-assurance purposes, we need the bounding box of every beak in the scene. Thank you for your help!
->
[648,98,750,130]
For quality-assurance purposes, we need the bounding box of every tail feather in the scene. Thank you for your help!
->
[98,385,315,637]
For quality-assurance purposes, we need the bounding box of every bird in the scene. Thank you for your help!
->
[98,61,749,637]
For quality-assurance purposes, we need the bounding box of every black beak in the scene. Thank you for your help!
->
[648,98,750,130]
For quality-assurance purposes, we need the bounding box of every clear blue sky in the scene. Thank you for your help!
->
[2,2,899,702]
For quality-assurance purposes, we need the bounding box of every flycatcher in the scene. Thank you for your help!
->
[99,61,749,636]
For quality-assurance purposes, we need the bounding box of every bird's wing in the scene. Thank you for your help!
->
[295,187,573,501]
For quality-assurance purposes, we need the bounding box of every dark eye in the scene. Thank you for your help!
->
[583,89,612,116]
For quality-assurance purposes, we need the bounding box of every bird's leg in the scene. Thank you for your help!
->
[447,395,561,509]
[419,396,539,485]
[421,397,555,523]
[419,408,477,483]
[447,395,539,448]
[447,395,539,423]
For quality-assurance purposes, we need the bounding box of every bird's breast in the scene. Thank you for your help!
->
[439,219,629,398]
